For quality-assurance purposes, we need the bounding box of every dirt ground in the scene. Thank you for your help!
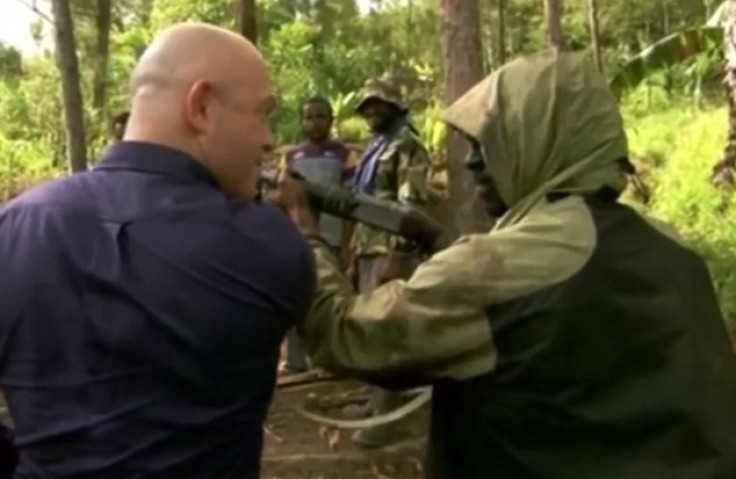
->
[262,380,428,479]
[0,379,429,479]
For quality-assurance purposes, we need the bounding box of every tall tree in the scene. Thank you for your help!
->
[713,0,736,187]
[92,0,112,112]
[236,0,258,44]
[439,0,490,233]
[497,0,507,65]
[543,0,567,49]
[587,0,603,72]
[50,0,88,172]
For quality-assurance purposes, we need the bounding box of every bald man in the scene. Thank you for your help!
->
[0,23,315,478]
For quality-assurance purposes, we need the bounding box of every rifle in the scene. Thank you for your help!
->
[259,169,451,253]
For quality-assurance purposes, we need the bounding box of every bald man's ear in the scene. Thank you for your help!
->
[185,80,215,134]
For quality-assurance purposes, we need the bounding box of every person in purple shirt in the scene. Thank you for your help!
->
[0,23,314,479]
[277,97,357,375]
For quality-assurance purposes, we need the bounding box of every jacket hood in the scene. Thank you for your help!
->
[443,49,629,228]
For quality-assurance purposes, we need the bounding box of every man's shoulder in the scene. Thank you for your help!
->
[4,173,92,216]
[237,201,299,233]
[391,124,427,152]
[640,215,691,250]
[325,140,355,163]
[232,202,311,257]
[282,142,316,163]
[226,203,315,304]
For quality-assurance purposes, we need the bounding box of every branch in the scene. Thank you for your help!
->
[276,369,342,389]
[261,437,427,465]
[12,0,53,24]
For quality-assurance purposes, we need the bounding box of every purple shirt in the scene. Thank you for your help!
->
[285,141,354,248]
[285,141,354,182]
[0,142,315,478]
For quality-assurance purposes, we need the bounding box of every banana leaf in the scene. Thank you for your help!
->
[609,26,724,99]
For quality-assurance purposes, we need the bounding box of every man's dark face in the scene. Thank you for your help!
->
[302,102,333,142]
[463,138,508,218]
[360,99,397,133]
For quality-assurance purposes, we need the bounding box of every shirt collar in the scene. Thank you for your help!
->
[94,141,219,190]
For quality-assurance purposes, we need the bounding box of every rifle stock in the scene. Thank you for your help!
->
[259,169,450,253]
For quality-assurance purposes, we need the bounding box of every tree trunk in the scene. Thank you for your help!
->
[712,0,736,186]
[235,0,258,45]
[50,0,87,173]
[543,0,567,49]
[587,0,603,72]
[138,0,155,26]
[92,0,112,112]
[497,0,507,65]
[439,0,491,234]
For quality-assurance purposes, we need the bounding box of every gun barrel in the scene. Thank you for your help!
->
[258,168,449,252]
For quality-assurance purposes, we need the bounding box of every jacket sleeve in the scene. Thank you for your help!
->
[396,138,431,208]
[302,234,498,383]
[302,196,598,384]
[388,135,433,252]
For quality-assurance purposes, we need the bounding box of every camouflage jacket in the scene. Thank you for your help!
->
[300,49,736,479]
[351,123,431,256]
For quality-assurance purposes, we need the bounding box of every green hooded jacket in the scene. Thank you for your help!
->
[301,49,736,478]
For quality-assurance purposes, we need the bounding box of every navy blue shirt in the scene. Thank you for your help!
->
[0,142,315,478]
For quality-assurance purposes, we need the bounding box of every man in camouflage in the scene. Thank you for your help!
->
[348,77,432,448]
[277,49,736,478]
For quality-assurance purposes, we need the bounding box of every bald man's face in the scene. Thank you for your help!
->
[184,66,275,200]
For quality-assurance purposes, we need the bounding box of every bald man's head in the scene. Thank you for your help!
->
[125,22,275,200]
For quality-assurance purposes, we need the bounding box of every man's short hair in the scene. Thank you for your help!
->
[301,97,333,117]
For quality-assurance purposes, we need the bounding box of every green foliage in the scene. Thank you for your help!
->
[0,0,717,153]
[0,42,23,84]
[609,26,723,99]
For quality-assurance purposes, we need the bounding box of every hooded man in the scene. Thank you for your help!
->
[348,77,432,447]
[276,49,736,478]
